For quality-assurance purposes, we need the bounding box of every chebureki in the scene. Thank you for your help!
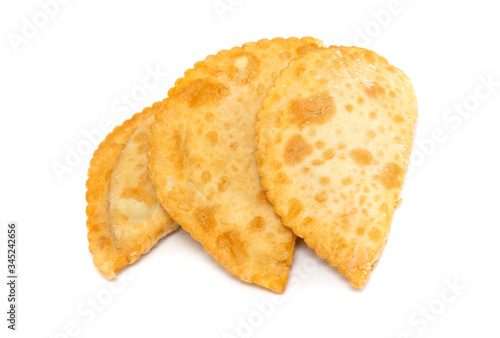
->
[256,46,417,288]
[149,37,323,292]
[86,104,178,279]
[87,38,417,291]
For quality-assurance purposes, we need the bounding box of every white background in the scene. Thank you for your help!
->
[1,0,499,337]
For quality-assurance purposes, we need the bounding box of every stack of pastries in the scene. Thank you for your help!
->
[86,37,417,292]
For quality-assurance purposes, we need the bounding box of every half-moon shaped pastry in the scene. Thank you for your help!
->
[87,104,178,278]
[149,37,322,292]
[256,46,417,288]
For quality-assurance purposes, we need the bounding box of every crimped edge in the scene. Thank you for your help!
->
[150,37,323,293]
[255,45,418,289]
[86,102,161,279]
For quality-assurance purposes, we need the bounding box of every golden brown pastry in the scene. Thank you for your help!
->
[256,46,417,288]
[149,37,323,292]
[86,105,177,278]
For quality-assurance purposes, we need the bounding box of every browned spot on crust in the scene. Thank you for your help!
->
[205,113,215,122]
[249,216,265,231]
[201,171,211,182]
[357,96,365,105]
[295,66,306,77]
[216,230,247,263]
[338,143,346,150]
[194,207,216,231]
[279,51,292,59]
[296,43,320,56]
[206,131,218,145]
[288,198,303,219]
[375,163,404,189]
[369,111,377,120]
[276,171,289,184]
[289,93,336,127]
[362,50,376,64]
[179,79,229,107]
[393,114,404,124]
[302,217,314,228]
[359,195,367,206]
[350,148,374,166]
[122,172,156,207]
[319,177,330,185]
[312,159,324,166]
[218,176,230,191]
[231,51,260,83]
[284,134,313,165]
[314,191,328,203]
[345,104,353,112]
[138,142,149,154]
[380,203,389,214]
[256,190,268,204]
[133,131,148,143]
[315,140,326,149]
[365,82,385,99]
[122,187,155,208]
[96,235,111,249]
[230,142,238,150]
[356,226,366,236]
[368,227,382,242]
[340,209,357,231]
[341,176,353,185]
[272,161,283,170]
[322,148,335,160]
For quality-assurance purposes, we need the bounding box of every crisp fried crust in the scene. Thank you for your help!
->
[149,37,323,292]
[86,104,177,279]
[256,46,417,288]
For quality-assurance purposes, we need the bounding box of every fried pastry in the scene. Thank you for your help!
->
[86,104,177,279]
[149,37,323,292]
[255,46,417,288]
